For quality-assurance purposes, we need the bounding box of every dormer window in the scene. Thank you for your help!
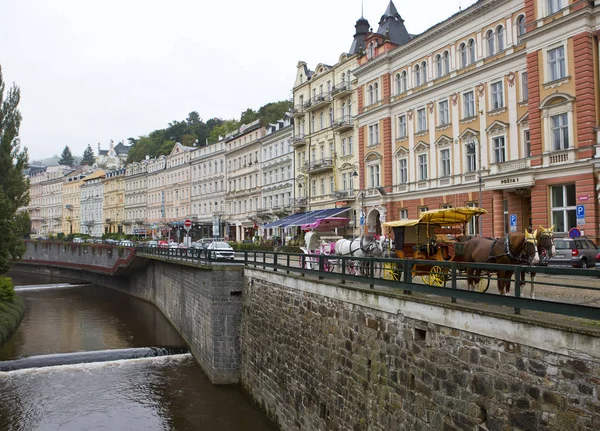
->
[367,42,375,59]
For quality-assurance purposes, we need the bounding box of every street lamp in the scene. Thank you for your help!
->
[351,166,364,237]
[467,137,483,236]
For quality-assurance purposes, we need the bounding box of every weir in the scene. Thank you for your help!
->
[0,347,190,372]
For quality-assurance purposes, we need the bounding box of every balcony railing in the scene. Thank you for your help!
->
[332,116,353,132]
[331,82,352,98]
[291,104,305,118]
[334,190,357,201]
[305,93,332,111]
[294,198,307,207]
[291,134,307,147]
[303,158,334,173]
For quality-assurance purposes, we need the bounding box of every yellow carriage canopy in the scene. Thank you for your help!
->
[383,207,487,228]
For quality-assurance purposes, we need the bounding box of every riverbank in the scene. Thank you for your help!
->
[0,297,25,348]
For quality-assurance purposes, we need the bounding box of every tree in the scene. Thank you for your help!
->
[0,65,30,275]
[81,144,95,165]
[58,145,75,167]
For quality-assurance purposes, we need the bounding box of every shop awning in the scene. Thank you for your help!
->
[301,217,350,231]
[262,207,350,229]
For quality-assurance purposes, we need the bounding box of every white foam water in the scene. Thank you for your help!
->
[14,283,90,291]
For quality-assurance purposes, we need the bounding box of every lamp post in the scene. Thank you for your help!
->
[351,165,362,237]
[467,137,483,236]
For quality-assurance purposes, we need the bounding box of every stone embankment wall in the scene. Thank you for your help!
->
[241,269,600,431]
[14,256,244,385]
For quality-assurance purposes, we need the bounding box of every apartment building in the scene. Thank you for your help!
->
[350,0,599,242]
[28,168,46,235]
[190,140,227,238]
[80,169,106,237]
[164,143,193,225]
[103,168,126,234]
[146,155,167,231]
[124,161,148,235]
[62,167,96,235]
[258,116,295,237]
[225,120,265,241]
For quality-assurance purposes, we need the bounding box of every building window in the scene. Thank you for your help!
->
[440,149,451,177]
[395,73,402,94]
[400,209,409,220]
[419,206,429,214]
[551,113,569,150]
[524,130,531,157]
[414,64,421,86]
[486,29,495,56]
[517,15,526,37]
[467,202,479,235]
[374,82,379,102]
[468,39,476,64]
[548,46,566,81]
[459,43,467,68]
[466,142,477,172]
[312,180,316,197]
[368,124,380,146]
[401,71,407,92]
[438,100,449,125]
[435,54,443,78]
[320,111,324,130]
[398,115,407,137]
[463,91,475,118]
[417,108,427,132]
[551,184,576,232]
[418,154,428,180]
[493,136,506,163]
[398,158,407,184]
[496,26,504,52]
[421,61,427,83]
[347,137,353,155]
[444,51,450,74]
[320,179,325,195]
[547,0,562,15]
[522,72,528,102]
[368,164,380,188]
[491,81,504,110]
[368,84,374,105]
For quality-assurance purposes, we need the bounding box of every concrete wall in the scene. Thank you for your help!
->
[242,268,600,431]
[14,259,243,384]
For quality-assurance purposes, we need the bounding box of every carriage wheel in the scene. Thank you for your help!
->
[473,271,490,293]
[383,262,401,281]
[423,266,445,287]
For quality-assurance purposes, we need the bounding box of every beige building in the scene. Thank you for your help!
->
[33,165,73,235]
[190,140,227,238]
[80,169,106,237]
[225,120,265,241]
[103,168,126,234]
[62,167,95,235]
[146,155,167,230]
[164,143,193,225]
[124,160,148,235]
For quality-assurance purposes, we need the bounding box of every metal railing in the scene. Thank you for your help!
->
[135,247,600,321]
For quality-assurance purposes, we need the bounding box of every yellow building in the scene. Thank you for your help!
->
[62,170,88,235]
[103,168,126,234]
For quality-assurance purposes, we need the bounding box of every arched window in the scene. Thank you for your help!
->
[414,64,421,86]
[395,73,401,94]
[368,84,374,104]
[367,42,375,59]
[421,61,428,83]
[459,43,467,68]
[341,103,346,119]
[374,82,379,102]
[401,71,407,92]
[468,39,476,64]
[443,51,450,74]
[341,72,346,87]
[435,54,443,78]
[517,15,526,37]
[486,29,495,56]
[496,26,504,52]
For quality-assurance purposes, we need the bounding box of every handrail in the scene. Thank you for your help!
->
[134,247,600,321]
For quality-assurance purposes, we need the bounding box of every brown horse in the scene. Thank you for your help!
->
[460,231,540,295]
[521,225,556,299]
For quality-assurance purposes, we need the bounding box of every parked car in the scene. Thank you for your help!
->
[168,241,179,249]
[73,237,84,243]
[158,240,169,248]
[548,237,598,269]
[146,240,158,248]
[206,241,235,260]
[119,240,134,247]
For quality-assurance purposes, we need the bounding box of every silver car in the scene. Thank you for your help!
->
[549,237,598,269]
[207,241,235,260]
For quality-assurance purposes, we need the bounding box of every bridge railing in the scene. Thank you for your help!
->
[135,247,600,321]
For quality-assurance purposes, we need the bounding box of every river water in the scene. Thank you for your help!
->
[0,273,276,430]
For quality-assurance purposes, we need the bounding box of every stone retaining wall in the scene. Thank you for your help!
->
[241,269,600,431]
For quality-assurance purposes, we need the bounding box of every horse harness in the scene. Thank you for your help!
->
[487,234,536,264]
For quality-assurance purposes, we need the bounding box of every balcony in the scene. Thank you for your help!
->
[305,93,332,112]
[291,104,305,118]
[334,190,357,201]
[332,116,354,133]
[294,198,307,208]
[331,82,352,98]
[105,218,112,223]
[303,158,334,174]
[291,134,307,147]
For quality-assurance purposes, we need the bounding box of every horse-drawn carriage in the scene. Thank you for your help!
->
[382,207,489,288]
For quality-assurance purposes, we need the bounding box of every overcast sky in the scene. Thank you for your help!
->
[1,0,478,161]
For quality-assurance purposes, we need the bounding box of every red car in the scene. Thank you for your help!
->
[158,240,169,248]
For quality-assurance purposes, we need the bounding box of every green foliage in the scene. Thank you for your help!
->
[256,100,292,126]
[58,145,75,167]
[0,65,30,275]
[0,277,15,302]
[0,294,24,346]
[81,144,95,165]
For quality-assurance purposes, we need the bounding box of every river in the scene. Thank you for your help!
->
[0,273,277,430]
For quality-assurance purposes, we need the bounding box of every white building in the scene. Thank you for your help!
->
[124,161,148,235]
[80,169,106,237]
[96,140,131,169]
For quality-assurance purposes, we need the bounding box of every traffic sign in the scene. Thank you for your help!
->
[184,219,192,231]
[509,214,517,232]
[576,205,585,219]
[569,227,581,238]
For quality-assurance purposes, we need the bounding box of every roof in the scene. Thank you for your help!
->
[114,142,131,154]
[384,207,487,228]
[376,1,412,46]
[82,169,106,181]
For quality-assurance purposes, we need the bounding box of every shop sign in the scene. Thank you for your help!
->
[578,196,589,201]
